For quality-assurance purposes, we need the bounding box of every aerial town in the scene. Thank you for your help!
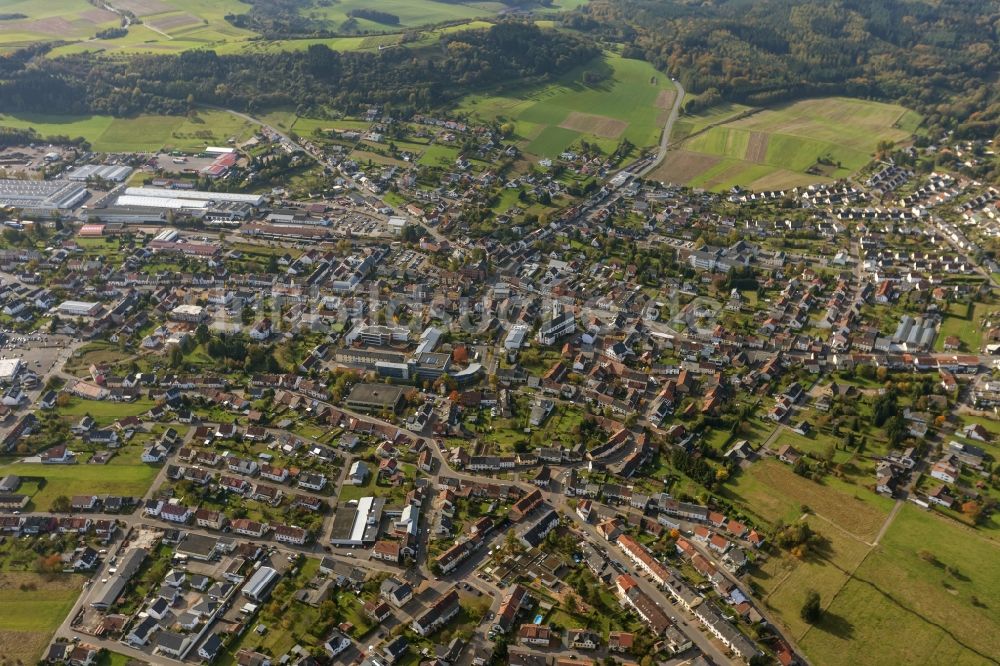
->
[0,105,996,666]
[0,3,998,664]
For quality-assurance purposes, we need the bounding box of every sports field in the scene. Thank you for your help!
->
[0,109,256,152]
[651,97,923,191]
[0,572,83,664]
[456,53,675,159]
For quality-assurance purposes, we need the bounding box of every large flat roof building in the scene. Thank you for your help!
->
[330,496,385,546]
[124,187,264,207]
[115,195,209,210]
[170,304,206,322]
[86,205,168,225]
[345,383,405,413]
[67,165,133,183]
[0,179,88,214]
[57,300,102,317]
[0,358,22,383]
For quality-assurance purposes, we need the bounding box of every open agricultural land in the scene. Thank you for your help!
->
[0,572,84,664]
[796,505,1000,666]
[1,0,253,55]
[0,109,257,152]
[725,455,1000,666]
[210,20,497,55]
[0,0,120,51]
[651,97,923,191]
[22,0,586,57]
[457,52,676,158]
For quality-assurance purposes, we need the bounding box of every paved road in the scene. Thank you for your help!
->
[638,80,686,179]
[425,444,736,664]
[557,498,733,664]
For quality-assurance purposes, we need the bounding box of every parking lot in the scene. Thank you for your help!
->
[153,154,219,174]
[0,145,74,172]
[1,331,73,378]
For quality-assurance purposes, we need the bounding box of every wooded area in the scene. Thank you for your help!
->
[566,0,1000,138]
[0,24,597,118]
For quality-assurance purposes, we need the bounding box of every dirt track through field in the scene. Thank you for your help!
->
[112,0,173,17]
[648,150,720,184]
[745,131,769,162]
[559,111,628,139]
[655,89,677,110]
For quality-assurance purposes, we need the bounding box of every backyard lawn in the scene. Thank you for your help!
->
[0,449,158,509]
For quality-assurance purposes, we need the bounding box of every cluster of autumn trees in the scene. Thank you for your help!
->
[0,23,596,119]
[225,0,555,37]
[566,0,1000,139]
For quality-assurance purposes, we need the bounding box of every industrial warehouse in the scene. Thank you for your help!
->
[329,496,386,547]
[66,164,133,183]
[122,187,265,207]
[87,186,264,225]
[0,178,88,216]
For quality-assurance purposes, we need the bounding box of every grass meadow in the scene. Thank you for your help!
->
[652,97,922,191]
[723,458,892,542]
[731,456,998,666]
[795,505,1000,666]
[457,52,676,158]
[0,572,83,664]
[19,0,554,57]
[0,445,158,510]
[0,109,256,152]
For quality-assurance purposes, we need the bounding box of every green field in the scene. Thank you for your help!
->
[282,0,500,31]
[724,459,893,542]
[652,97,922,191]
[794,505,1000,666]
[55,396,157,424]
[0,451,158,509]
[0,109,257,152]
[670,101,751,141]
[754,516,869,639]
[934,301,998,353]
[0,0,119,49]
[0,572,83,663]
[456,52,676,158]
[2,0,254,55]
[32,0,582,57]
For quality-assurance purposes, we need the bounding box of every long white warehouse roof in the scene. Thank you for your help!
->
[124,187,264,206]
[115,195,209,210]
[351,496,374,543]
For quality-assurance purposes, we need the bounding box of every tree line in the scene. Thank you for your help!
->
[225,0,556,38]
[0,23,597,119]
[565,0,1000,139]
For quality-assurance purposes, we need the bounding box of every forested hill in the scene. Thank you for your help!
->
[226,0,555,38]
[566,0,1000,138]
[0,23,596,117]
